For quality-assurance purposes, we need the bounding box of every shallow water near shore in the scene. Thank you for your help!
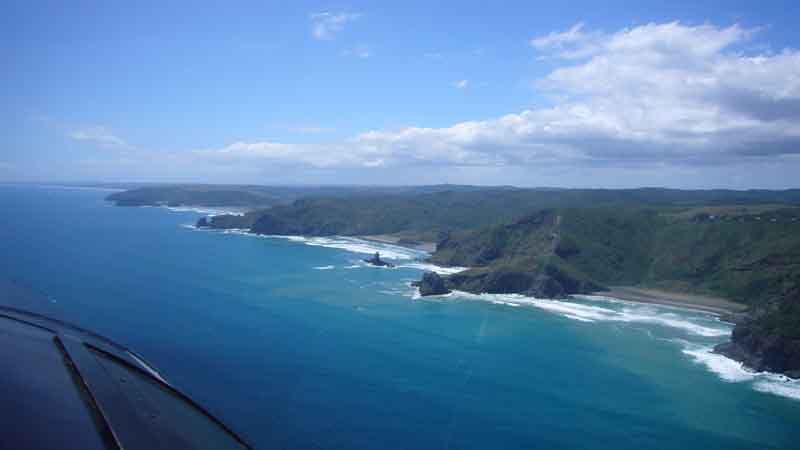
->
[2,185,800,450]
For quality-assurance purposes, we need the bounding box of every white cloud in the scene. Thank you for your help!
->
[310,12,360,40]
[342,44,371,58]
[195,22,800,175]
[454,79,469,89]
[531,22,587,48]
[69,127,130,149]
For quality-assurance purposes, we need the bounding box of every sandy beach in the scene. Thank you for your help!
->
[599,286,748,315]
[357,235,437,253]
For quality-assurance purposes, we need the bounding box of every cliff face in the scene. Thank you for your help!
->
[715,286,800,378]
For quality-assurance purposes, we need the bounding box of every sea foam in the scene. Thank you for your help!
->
[397,262,469,275]
[681,345,756,382]
[680,344,800,401]
[442,291,732,338]
[167,206,246,216]
[262,235,423,260]
[188,225,466,273]
[753,377,800,401]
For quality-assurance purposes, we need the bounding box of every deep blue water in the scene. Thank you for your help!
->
[2,185,800,450]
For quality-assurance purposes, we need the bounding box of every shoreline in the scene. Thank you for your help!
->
[597,286,748,315]
[189,219,745,316]
[356,235,436,253]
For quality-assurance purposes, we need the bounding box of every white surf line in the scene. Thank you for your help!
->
[167,206,247,216]
[187,225,465,273]
[753,376,800,401]
[678,342,800,401]
[433,291,731,337]
[395,262,469,275]
[681,344,757,382]
[446,290,800,401]
[575,293,729,317]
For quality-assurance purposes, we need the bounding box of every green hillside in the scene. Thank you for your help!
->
[431,206,800,305]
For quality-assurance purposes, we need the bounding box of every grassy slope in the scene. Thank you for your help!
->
[239,188,800,240]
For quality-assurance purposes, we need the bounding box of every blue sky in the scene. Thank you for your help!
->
[3,0,800,187]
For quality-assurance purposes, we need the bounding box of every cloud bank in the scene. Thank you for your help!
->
[310,12,360,40]
[69,127,130,149]
[196,22,800,177]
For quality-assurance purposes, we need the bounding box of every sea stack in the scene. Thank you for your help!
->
[364,252,394,267]
[414,272,451,296]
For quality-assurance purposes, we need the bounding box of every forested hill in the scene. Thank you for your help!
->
[431,207,800,304]
[196,187,800,241]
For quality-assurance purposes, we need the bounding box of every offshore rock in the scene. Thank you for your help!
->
[413,272,451,296]
[364,252,394,268]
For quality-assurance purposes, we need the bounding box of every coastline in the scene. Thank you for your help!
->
[189,212,745,316]
[187,215,800,400]
[598,286,748,316]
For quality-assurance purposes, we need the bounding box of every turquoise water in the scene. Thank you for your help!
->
[1,185,799,450]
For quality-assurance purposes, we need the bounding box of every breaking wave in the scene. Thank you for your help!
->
[396,262,469,275]
[435,290,799,401]
[753,377,800,401]
[264,235,424,260]
[187,226,465,274]
[681,344,756,382]
[679,343,800,400]
[442,291,731,337]
[167,206,246,216]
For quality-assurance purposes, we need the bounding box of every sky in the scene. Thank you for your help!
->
[2,0,800,188]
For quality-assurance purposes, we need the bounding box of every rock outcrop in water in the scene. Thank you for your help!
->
[196,216,209,227]
[413,272,451,296]
[364,252,394,268]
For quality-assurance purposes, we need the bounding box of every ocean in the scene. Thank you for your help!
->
[1,185,799,450]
